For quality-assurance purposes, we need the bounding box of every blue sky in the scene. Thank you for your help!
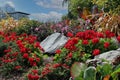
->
[0,0,68,22]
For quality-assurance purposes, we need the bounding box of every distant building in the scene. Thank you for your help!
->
[3,4,15,13]
[8,11,30,20]
[0,4,30,20]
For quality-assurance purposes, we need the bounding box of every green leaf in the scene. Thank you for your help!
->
[111,66,120,80]
[70,62,87,79]
[84,66,96,80]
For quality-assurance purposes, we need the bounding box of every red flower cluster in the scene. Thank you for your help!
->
[23,53,29,59]
[76,30,97,40]
[64,38,78,51]
[67,32,74,37]
[62,63,69,69]
[28,69,40,80]
[92,38,99,44]
[66,52,72,58]
[76,30,115,40]
[82,40,89,45]
[53,63,61,68]
[2,32,17,42]
[117,35,120,42]
[55,49,62,54]
[104,42,110,48]
[93,49,100,56]
[14,65,22,70]
[28,57,40,66]
[96,32,104,38]
[34,42,44,52]
[105,30,115,38]
[41,64,52,77]
[0,31,43,72]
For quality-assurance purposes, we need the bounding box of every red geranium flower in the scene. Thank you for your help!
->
[28,74,32,80]
[72,38,79,44]
[29,57,34,62]
[104,42,110,48]
[67,32,73,37]
[76,32,84,39]
[20,47,26,53]
[93,49,100,56]
[117,35,120,42]
[97,32,104,38]
[82,40,88,45]
[23,53,29,59]
[105,30,115,38]
[34,42,40,48]
[55,49,61,54]
[92,38,99,44]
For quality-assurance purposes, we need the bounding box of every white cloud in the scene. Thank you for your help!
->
[31,11,63,22]
[6,1,15,8]
[35,0,67,10]
[0,0,15,8]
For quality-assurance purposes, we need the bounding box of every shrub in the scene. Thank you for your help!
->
[0,17,24,33]
[26,30,118,80]
[31,23,53,41]
[0,31,44,76]
[13,18,41,35]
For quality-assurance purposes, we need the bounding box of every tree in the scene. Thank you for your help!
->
[62,0,94,19]
[92,0,120,14]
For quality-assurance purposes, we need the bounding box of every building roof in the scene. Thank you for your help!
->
[8,11,30,15]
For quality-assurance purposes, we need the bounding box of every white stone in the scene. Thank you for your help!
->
[95,50,120,62]
[40,33,68,53]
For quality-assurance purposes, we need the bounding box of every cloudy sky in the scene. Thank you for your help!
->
[0,0,68,22]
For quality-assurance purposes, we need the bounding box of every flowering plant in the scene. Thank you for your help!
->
[0,31,44,75]
[35,30,119,80]
[54,30,118,68]
[0,17,24,33]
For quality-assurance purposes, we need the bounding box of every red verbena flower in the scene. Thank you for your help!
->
[15,65,22,70]
[32,75,40,80]
[67,52,72,58]
[12,52,18,57]
[4,48,11,53]
[33,62,37,66]
[28,74,32,80]
[53,63,61,68]
[62,64,69,69]
[32,69,38,74]
[36,57,40,62]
